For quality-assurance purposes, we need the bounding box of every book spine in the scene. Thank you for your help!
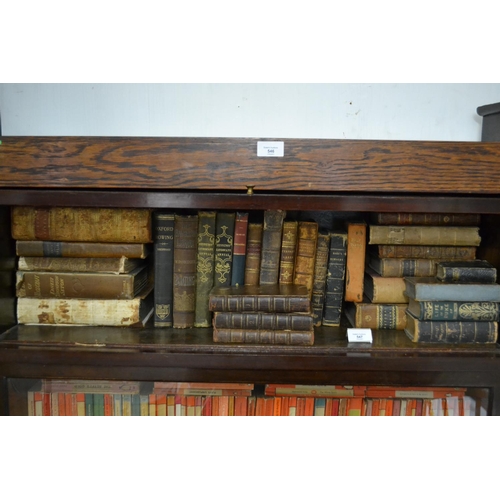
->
[322,231,348,326]
[406,281,500,302]
[244,223,263,286]
[11,206,153,243]
[377,245,477,259]
[213,328,314,345]
[364,270,407,303]
[173,215,198,328]
[436,263,497,284]
[213,311,313,331]
[259,210,286,285]
[153,212,175,327]
[41,380,141,393]
[368,256,439,277]
[208,294,311,313]
[345,222,367,302]
[231,212,249,286]
[278,220,298,285]
[17,256,135,274]
[16,241,149,258]
[311,232,330,326]
[213,212,235,286]
[348,302,407,329]
[411,300,500,321]
[194,211,216,327]
[293,221,318,298]
[372,213,481,226]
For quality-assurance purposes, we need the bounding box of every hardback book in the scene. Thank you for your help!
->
[212,327,314,345]
[364,268,408,303]
[173,214,198,328]
[344,221,367,302]
[311,232,330,326]
[17,283,154,326]
[213,212,235,287]
[153,381,254,396]
[16,240,151,259]
[213,311,313,331]
[11,206,153,243]
[194,211,216,327]
[264,384,366,398]
[293,220,319,298]
[16,265,150,299]
[376,244,477,260]
[322,230,348,326]
[244,222,263,286]
[259,210,286,285]
[407,296,500,321]
[367,254,440,278]
[278,220,299,285]
[404,277,500,302]
[405,311,498,343]
[153,211,175,327]
[370,213,481,226]
[368,225,481,246]
[344,299,408,330]
[208,283,311,313]
[17,256,144,274]
[435,260,497,284]
[231,212,249,286]
[41,379,143,394]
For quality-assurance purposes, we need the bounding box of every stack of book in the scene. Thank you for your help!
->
[404,260,500,344]
[12,207,154,326]
[208,283,314,345]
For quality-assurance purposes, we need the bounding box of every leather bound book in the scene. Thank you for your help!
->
[173,214,198,328]
[376,244,477,260]
[344,299,408,330]
[17,256,144,274]
[435,260,497,284]
[244,223,263,286]
[364,268,407,303]
[368,254,440,278]
[231,212,249,286]
[213,212,235,287]
[212,327,314,345]
[371,213,481,226]
[259,210,286,285]
[311,232,330,326]
[278,220,298,285]
[293,220,318,298]
[407,297,500,321]
[153,211,175,327]
[344,221,367,302]
[213,311,313,331]
[194,211,216,327]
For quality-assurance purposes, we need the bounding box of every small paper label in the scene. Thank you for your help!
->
[347,328,373,343]
[257,141,284,157]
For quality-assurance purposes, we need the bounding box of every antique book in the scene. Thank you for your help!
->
[212,327,314,345]
[208,283,311,313]
[344,299,408,330]
[376,244,477,260]
[344,221,367,302]
[278,220,299,285]
[264,384,366,397]
[368,225,481,246]
[407,297,500,321]
[363,268,408,303]
[322,230,348,326]
[405,311,498,343]
[367,254,440,278]
[435,260,497,284]
[244,222,263,286]
[16,264,150,299]
[153,211,175,327]
[231,212,249,286]
[371,213,481,226]
[213,212,235,287]
[293,220,318,298]
[17,283,154,326]
[311,232,330,326]
[173,214,198,328]
[11,206,153,243]
[194,211,216,327]
[17,256,143,274]
[259,210,286,285]
[213,311,313,331]
[404,277,500,302]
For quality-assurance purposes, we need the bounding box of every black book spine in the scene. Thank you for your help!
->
[213,212,236,287]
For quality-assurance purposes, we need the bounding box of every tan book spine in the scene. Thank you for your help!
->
[293,221,319,298]
[278,220,298,285]
[344,222,367,302]
[345,301,407,330]
[17,256,141,274]
[367,255,439,277]
[16,241,150,258]
[244,223,263,286]
[363,269,407,303]
[377,245,477,259]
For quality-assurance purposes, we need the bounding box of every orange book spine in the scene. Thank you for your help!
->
[149,394,157,416]
[186,396,195,416]
[247,396,256,416]
[304,397,314,416]
[211,396,219,416]
[156,394,167,416]
[331,399,340,416]
[325,398,333,416]
[76,393,85,416]
[371,399,380,416]
[167,395,175,416]
[234,396,247,416]
[202,396,212,416]
[273,397,282,416]
[58,392,66,416]
[218,396,229,416]
[195,396,203,416]
[288,396,297,416]
[345,221,367,302]
[255,397,266,416]
[385,399,394,416]
[347,397,363,416]
[264,397,274,416]
[296,397,306,416]
[280,397,289,416]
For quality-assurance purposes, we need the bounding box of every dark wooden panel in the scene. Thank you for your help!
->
[2,137,500,193]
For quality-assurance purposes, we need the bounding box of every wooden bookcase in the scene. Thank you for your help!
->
[1,136,500,415]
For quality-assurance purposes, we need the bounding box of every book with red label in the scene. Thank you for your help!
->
[231,212,249,286]
[265,384,366,398]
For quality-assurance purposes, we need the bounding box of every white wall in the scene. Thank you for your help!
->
[0,83,499,141]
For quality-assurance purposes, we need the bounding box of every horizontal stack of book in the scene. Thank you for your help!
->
[13,207,154,326]
[404,260,500,344]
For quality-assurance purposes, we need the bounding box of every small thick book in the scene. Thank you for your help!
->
[370,213,480,226]
[435,260,497,284]
[208,284,311,313]
[364,268,407,303]
[368,254,440,278]
[17,256,143,274]
[404,277,500,302]
[344,299,407,330]
[213,311,313,331]
[212,327,314,345]
[407,297,500,321]
[376,244,477,260]
[405,311,498,343]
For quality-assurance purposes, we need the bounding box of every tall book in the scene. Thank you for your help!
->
[376,244,477,260]
[435,260,497,284]
[153,211,175,327]
[344,221,367,302]
[244,223,263,286]
[322,230,348,327]
[278,220,299,285]
[213,212,235,287]
[407,297,500,321]
[364,268,408,304]
[231,212,249,286]
[344,300,407,330]
[11,206,153,243]
[259,210,286,285]
[173,214,198,328]
[370,213,481,226]
[293,220,318,298]
[194,211,216,327]
[311,232,330,326]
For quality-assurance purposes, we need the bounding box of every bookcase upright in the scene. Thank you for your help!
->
[1,136,500,415]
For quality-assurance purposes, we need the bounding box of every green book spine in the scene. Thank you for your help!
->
[408,298,500,321]
[213,212,235,287]
[93,393,105,416]
[131,394,141,416]
[85,394,94,416]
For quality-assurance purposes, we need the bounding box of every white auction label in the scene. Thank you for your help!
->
[347,328,373,343]
[257,141,284,157]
